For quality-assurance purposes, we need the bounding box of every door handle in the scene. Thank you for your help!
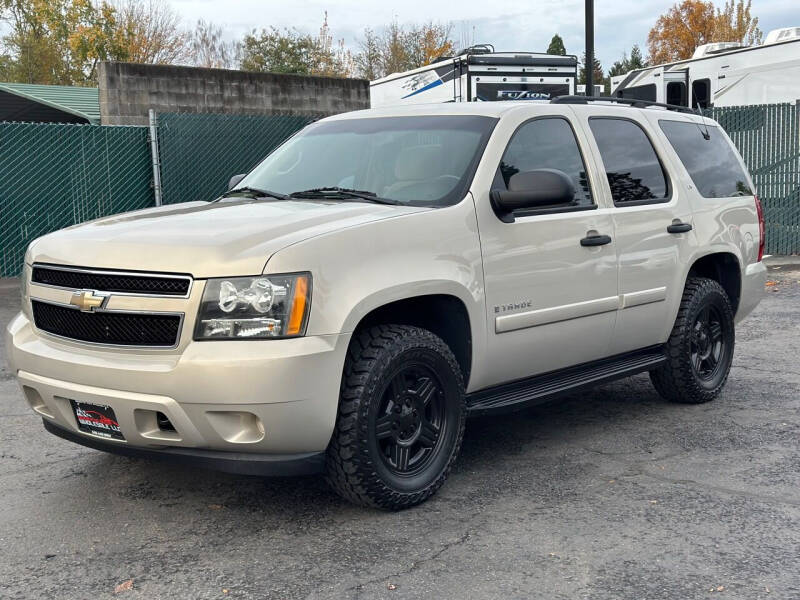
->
[667,222,693,234]
[580,234,612,247]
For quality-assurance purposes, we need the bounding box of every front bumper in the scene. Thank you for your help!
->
[43,419,325,476]
[6,312,350,458]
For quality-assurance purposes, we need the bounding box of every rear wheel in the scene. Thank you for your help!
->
[650,277,735,404]
[325,325,466,510]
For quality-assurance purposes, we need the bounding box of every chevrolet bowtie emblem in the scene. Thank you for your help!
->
[69,290,108,312]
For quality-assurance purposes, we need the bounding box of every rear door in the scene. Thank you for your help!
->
[472,107,618,388]
[571,107,698,354]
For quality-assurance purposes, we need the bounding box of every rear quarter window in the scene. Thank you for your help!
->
[659,120,753,198]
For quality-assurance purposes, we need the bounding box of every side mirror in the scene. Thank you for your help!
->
[491,169,576,222]
[228,173,246,190]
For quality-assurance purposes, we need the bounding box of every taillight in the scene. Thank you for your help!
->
[754,195,765,262]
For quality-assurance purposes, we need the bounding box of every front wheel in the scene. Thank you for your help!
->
[650,277,735,404]
[325,325,466,510]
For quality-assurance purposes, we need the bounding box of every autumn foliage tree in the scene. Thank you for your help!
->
[0,4,458,84]
[647,0,762,64]
[0,0,190,84]
[714,0,761,46]
[111,0,189,64]
[355,20,454,80]
[647,0,717,64]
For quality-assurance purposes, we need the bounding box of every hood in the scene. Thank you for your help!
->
[28,199,429,277]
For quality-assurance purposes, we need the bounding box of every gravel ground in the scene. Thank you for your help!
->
[1,261,798,599]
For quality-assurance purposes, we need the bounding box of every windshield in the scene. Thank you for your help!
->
[237,115,497,207]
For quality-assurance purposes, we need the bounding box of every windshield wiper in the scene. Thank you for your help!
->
[288,187,401,205]
[218,186,288,201]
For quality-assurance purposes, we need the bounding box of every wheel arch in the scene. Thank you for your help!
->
[686,251,742,314]
[345,287,475,387]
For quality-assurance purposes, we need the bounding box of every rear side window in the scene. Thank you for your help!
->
[659,120,752,198]
[588,118,669,204]
[497,117,593,207]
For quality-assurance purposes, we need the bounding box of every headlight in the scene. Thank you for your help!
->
[194,273,311,340]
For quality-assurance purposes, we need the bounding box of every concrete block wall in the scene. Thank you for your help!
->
[98,62,370,126]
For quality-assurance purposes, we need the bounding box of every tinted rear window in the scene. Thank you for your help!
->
[659,120,752,198]
[588,118,668,204]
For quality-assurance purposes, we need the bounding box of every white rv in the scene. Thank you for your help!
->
[610,27,800,108]
[370,45,578,108]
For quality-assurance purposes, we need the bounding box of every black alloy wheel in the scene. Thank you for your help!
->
[650,276,735,404]
[690,303,727,382]
[326,325,466,510]
[374,365,446,477]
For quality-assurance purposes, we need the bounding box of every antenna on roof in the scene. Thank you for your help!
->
[694,106,711,140]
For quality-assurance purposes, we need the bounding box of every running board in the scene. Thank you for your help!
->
[466,346,666,416]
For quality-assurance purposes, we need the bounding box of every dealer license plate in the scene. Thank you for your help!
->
[70,400,125,441]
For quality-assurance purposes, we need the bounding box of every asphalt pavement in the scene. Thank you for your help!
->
[1,260,798,599]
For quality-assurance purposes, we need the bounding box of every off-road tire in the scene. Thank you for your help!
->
[325,325,466,510]
[650,276,735,404]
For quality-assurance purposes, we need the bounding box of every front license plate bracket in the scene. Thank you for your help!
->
[70,400,125,441]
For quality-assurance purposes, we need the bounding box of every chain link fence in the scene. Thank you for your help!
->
[705,102,800,255]
[156,112,319,205]
[0,122,152,276]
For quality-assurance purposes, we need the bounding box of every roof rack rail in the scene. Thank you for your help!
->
[550,95,699,115]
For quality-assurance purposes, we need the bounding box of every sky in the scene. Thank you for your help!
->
[169,0,798,72]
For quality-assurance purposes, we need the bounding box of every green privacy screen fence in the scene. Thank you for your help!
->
[704,102,800,256]
[156,112,318,205]
[0,122,152,276]
[0,113,316,276]
[0,105,798,276]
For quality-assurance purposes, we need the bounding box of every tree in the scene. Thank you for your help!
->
[628,44,646,69]
[607,58,626,79]
[405,21,453,68]
[311,11,354,77]
[608,44,647,77]
[578,51,604,90]
[354,27,381,80]
[111,0,189,64]
[188,19,238,69]
[546,34,566,56]
[239,14,354,77]
[240,27,316,74]
[354,19,454,80]
[380,20,409,75]
[0,0,125,84]
[647,0,717,64]
[0,0,191,84]
[714,0,761,45]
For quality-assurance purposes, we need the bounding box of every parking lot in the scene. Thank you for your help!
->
[1,262,798,600]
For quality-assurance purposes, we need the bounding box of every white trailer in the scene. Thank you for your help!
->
[370,46,578,108]
[610,27,800,108]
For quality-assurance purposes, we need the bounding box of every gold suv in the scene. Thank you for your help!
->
[6,99,766,509]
